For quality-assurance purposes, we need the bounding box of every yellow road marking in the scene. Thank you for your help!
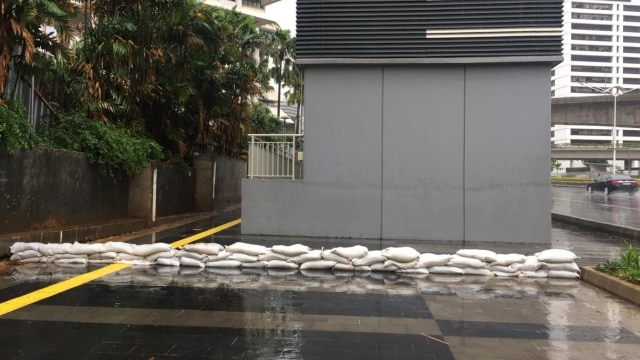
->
[0,218,241,317]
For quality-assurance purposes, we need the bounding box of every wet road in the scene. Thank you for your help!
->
[552,185,640,229]
[0,198,639,359]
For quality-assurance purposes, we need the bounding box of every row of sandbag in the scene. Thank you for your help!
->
[8,241,581,279]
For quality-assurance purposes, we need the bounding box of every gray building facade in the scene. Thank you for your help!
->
[242,0,563,243]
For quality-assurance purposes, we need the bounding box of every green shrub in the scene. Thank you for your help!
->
[0,98,39,153]
[40,112,163,178]
[596,242,640,284]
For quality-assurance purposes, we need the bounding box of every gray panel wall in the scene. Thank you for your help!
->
[381,66,465,240]
[464,65,551,242]
[242,64,551,243]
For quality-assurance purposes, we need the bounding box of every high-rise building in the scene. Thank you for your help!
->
[552,0,640,97]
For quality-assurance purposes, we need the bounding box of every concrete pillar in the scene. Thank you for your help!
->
[128,167,157,222]
[194,153,215,212]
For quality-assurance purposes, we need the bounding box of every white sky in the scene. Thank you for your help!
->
[266,0,296,36]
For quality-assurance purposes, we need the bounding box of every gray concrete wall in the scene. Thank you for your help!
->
[242,64,551,243]
[156,165,195,217]
[213,155,246,209]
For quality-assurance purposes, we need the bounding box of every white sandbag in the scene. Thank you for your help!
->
[333,263,355,271]
[456,249,497,263]
[427,266,465,275]
[491,253,526,266]
[145,251,176,262]
[205,260,243,268]
[288,249,322,263]
[493,270,521,277]
[265,260,299,269]
[384,260,417,269]
[175,250,206,261]
[258,251,289,261]
[100,251,118,259]
[68,242,104,255]
[271,244,312,257]
[225,242,268,256]
[181,243,224,255]
[180,257,205,268]
[227,253,259,263]
[18,256,44,263]
[381,247,420,263]
[489,265,519,273]
[321,250,351,265]
[119,259,152,266]
[463,268,494,276]
[103,241,135,254]
[38,243,71,256]
[10,250,41,261]
[54,257,88,264]
[52,253,87,260]
[299,260,337,270]
[520,270,547,278]
[352,251,386,266]
[547,270,580,279]
[131,243,173,257]
[447,255,487,269]
[207,250,230,261]
[156,257,181,266]
[333,245,368,259]
[535,249,578,263]
[10,242,41,254]
[353,265,371,272]
[512,256,540,271]
[241,261,267,268]
[416,253,452,268]
[400,268,430,275]
[114,253,144,261]
[370,262,400,272]
[544,262,580,273]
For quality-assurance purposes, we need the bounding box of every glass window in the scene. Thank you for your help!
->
[571,55,612,62]
[572,33,611,42]
[623,130,640,137]
[573,2,612,10]
[571,44,612,52]
[572,23,612,31]
[572,65,612,73]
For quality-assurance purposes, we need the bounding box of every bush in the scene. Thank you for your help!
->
[0,98,39,153]
[596,242,640,284]
[40,112,163,178]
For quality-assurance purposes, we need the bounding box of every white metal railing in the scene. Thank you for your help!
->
[248,134,303,179]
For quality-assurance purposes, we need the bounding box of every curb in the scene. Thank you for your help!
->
[581,266,640,307]
[551,212,640,241]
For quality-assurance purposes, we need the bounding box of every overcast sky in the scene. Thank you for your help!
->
[266,0,296,35]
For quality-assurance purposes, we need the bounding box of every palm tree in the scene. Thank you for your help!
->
[265,28,295,121]
[0,0,76,99]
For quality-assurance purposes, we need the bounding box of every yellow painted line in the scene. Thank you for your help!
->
[0,218,241,317]
[170,218,241,248]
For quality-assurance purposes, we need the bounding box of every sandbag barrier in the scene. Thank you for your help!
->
[8,242,582,279]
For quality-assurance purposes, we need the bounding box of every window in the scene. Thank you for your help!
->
[626,26,640,33]
[624,16,640,22]
[571,129,612,136]
[572,13,612,21]
[573,2,612,10]
[572,23,611,31]
[623,130,640,137]
[626,5,640,12]
[625,36,640,43]
[572,34,611,42]
[571,86,601,94]
[571,55,612,62]
[624,67,640,74]
[625,46,640,53]
[570,139,610,144]
[571,44,612,52]
[243,0,262,8]
[624,78,640,84]
[572,76,609,83]
[572,65,612,73]
[624,57,640,64]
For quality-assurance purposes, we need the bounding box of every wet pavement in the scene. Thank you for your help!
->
[0,187,639,359]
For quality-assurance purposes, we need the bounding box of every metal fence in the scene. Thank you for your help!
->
[247,134,303,179]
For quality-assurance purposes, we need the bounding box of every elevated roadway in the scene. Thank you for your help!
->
[551,146,640,160]
[552,93,640,128]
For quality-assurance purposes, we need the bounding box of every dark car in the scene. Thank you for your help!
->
[587,174,638,195]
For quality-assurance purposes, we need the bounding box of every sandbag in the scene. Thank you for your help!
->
[288,250,322,264]
[181,243,224,255]
[207,250,231,261]
[271,244,312,257]
[156,257,181,266]
[547,270,580,279]
[353,265,372,272]
[493,270,521,277]
[114,253,144,261]
[68,242,104,255]
[381,247,420,263]
[456,249,497,263]
[427,266,464,275]
[103,242,135,254]
[54,257,88,264]
[520,270,547,278]
[205,260,243,268]
[352,251,386,266]
[463,268,493,276]
[10,250,41,261]
[299,260,337,270]
[416,253,451,268]
[447,255,487,269]
[38,243,71,256]
[145,251,176,262]
[544,262,580,273]
[258,251,289,261]
[131,243,173,257]
[225,242,268,256]
[265,260,299,269]
[175,250,206,261]
[535,249,578,263]
[491,253,526,266]
[227,253,259,263]
[333,245,368,259]
[384,260,417,269]
[512,256,540,271]
[321,250,351,265]
[370,262,400,272]
[10,242,41,254]
[489,265,518,273]
[241,261,267,268]
[180,257,205,268]
[333,263,355,271]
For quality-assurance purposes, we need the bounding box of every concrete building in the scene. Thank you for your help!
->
[242,0,563,244]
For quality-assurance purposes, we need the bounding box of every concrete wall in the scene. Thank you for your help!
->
[242,64,551,243]
[213,155,246,209]
[156,166,195,217]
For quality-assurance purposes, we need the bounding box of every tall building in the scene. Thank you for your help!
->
[552,0,640,97]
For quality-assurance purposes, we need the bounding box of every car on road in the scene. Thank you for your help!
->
[587,174,638,195]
